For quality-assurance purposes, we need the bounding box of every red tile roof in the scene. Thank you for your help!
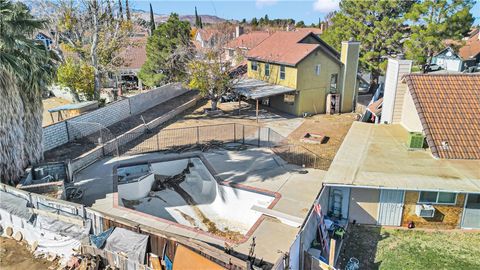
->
[118,36,147,70]
[246,31,339,66]
[404,74,480,160]
[225,31,271,50]
[458,31,480,60]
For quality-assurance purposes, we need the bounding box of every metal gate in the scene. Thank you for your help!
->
[462,194,480,229]
[377,190,404,226]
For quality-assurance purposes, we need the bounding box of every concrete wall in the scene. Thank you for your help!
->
[43,121,69,151]
[400,90,423,132]
[401,191,465,229]
[348,188,379,225]
[67,99,131,140]
[129,83,188,115]
[43,84,189,151]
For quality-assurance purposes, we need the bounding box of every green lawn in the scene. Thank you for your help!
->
[337,225,480,270]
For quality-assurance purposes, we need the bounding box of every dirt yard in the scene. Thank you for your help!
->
[0,237,58,270]
[337,225,480,270]
[42,97,71,127]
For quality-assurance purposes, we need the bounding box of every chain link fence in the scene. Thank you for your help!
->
[107,123,330,170]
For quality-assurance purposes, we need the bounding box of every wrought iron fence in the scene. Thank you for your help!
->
[102,123,328,170]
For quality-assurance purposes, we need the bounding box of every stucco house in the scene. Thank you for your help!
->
[321,59,480,230]
[233,31,360,117]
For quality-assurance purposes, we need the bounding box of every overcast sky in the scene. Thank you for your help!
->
[132,0,480,25]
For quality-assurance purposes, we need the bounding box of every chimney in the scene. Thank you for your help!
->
[235,25,244,38]
[320,22,325,33]
[339,40,360,113]
[286,24,291,32]
[380,58,412,124]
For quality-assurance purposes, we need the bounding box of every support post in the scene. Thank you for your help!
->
[256,99,259,122]
[257,126,261,147]
[156,134,160,151]
[329,238,336,267]
[233,124,236,142]
[242,125,245,144]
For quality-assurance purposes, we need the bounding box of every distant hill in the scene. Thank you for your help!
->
[132,9,230,25]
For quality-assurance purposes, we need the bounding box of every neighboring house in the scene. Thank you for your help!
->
[195,28,222,49]
[113,35,148,91]
[224,29,271,65]
[234,31,360,116]
[35,32,53,50]
[321,58,480,230]
[432,31,480,72]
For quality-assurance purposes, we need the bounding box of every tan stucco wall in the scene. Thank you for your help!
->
[348,188,380,225]
[400,90,423,132]
[401,191,465,229]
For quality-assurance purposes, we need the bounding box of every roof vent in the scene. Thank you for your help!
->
[407,132,425,149]
[441,141,449,150]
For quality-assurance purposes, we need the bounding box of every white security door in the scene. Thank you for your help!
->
[378,190,405,226]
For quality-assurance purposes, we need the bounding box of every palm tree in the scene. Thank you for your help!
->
[0,0,56,184]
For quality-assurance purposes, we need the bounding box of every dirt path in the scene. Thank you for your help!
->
[0,237,58,270]
[43,91,199,162]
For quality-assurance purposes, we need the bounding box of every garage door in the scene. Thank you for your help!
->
[378,190,404,226]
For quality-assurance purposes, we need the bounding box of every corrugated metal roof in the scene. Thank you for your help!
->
[233,78,295,99]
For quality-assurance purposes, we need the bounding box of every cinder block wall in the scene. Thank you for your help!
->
[42,84,189,152]
[129,83,188,115]
[43,121,69,151]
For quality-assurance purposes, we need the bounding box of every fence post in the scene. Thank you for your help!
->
[257,126,261,147]
[156,134,160,151]
[196,126,200,144]
[242,125,245,144]
[267,128,271,147]
[233,124,236,143]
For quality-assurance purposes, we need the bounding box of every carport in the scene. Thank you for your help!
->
[233,78,296,121]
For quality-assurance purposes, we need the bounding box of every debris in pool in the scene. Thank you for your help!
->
[121,198,141,208]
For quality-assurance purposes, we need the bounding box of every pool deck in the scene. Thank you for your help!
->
[74,147,326,264]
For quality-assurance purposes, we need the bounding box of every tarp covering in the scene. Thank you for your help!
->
[233,78,295,99]
[90,227,115,249]
[0,190,33,220]
[104,227,149,269]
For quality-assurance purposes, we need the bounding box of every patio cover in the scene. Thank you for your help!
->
[233,78,295,100]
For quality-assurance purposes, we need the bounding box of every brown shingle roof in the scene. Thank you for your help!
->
[404,74,480,160]
[246,31,339,66]
[225,31,271,50]
[118,36,147,70]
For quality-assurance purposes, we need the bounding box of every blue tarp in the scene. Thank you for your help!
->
[89,227,115,249]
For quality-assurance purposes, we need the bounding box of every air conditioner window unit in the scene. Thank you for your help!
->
[415,204,435,218]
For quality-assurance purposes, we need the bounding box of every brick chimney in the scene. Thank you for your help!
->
[339,40,360,113]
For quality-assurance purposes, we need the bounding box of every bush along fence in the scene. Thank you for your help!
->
[70,121,327,177]
[43,83,189,151]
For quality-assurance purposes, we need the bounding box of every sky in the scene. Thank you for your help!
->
[131,0,480,25]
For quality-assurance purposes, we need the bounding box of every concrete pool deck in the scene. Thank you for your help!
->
[74,147,326,264]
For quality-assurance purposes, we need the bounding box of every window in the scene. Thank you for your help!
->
[330,74,338,93]
[315,64,321,76]
[265,63,270,76]
[251,61,258,71]
[280,65,286,80]
[284,94,295,104]
[419,191,456,204]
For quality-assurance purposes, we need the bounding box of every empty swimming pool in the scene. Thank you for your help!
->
[115,156,276,241]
